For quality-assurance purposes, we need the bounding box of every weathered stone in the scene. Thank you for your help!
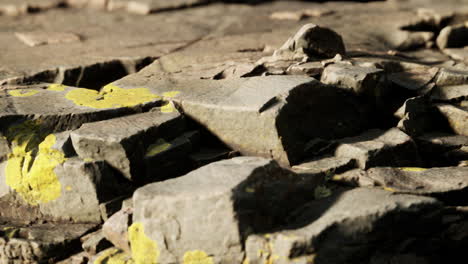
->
[114,75,368,166]
[274,23,346,59]
[102,207,132,255]
[390,31,435,51]
[321,63,386,96]
[245,188,441,264]
[0,0,63,16]
[71,110,185,182]
[144,130,200,182]
[15,32,81,47]
[443,48,468,62]
[334,167,468,196]
[189,147,238,167]
[388,66,439,91]
[334,128,421,169]
[81,229,111,256]
[107,0,211,14]
[292,156,355,175]
[270,9,334,21]
[132,157,318,263]
[417,132,468,166]
[396,96,446,136]
[430,85,468,101]
[435,68,468,86]
[286,61,323,77]
[99,195,128,221]
[436,104,468,136]
[437,23,468,49]
[0,223,95,263]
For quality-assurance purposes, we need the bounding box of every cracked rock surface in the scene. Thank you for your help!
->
[1,0,468,263]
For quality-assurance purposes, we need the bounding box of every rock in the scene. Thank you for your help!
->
[334,167,468,197]
[0,223,96,263]
[81,229,112,256]
[245,188,441,264]
[114,75,368,166]
[132,157,318,263]
[0,0,63,16]
[442,48,468,62]
[334,128,421,169]
[107,0,211,14]
[396,96,446,136]
[435,68,468,86]
[99,195,128,221]
[269,9,334,21]
[71,110,186,182]
[102,207,132,255]
[430,85,468,101]
[436,104,468,136]
[14,32,81,47]
[55,251,89,264]
[388,66,439,92]
[189,147,239,167]
[416,132,468,166]
[286,61,323,77]
[437,23,468,49]
[391,31,435,51]
[273,24,346,59]
[292,156,355,175]
[320,63,386,96]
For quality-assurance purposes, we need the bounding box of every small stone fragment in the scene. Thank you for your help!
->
[15,32,81,47]
[321,63,386,96]
[103,207,133,255]
[274,23,346,59]
[286,61,323,76]
[81,229,112,256]
[293,156,355,175]
[435,68,468,86]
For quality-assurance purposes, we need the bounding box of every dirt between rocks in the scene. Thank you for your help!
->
[0,0,468,263]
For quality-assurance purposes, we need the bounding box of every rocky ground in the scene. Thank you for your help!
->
[0,0,467,263]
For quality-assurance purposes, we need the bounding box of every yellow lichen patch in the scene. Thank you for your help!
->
[160,101,176,113]
[242,258,250,264]
[47,84,66,91]
[383,187,396,192]
[8,90,40,97]
[65,84,160,109]
[128,222,159,264]
[145,139,171,157]
[6,134,66,205]
[183,250,214,264]
[162,91,180,98]
[3,227,19,239]
[66,186,72,191]
[94,248,134,264]
[245,187,255,193]
[399,167,427,172]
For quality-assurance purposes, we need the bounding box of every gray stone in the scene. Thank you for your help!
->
[0,0,63,16]
[436,104,468,136]
[81,229,111,256]
[0,223,95,263]
[102,207,132,255]
[15,32,81,47]
[107,0,211,14]
[71,111,185,181]
[292,156,355,175]
[99,195,128,221]
[430,85,468,101]
[396,96,443,136]
[114,75,368,166]
[435,68,468,86]
[334,128,421,169]
[321,63,386,96]
[417,133,468,166]
[388,66,439,91]
[286,61,323,77]
[274,23,346,59]
[437,23,468,49]
[132,157,317,264]
[245,188,441,264]
[189,147,238,167]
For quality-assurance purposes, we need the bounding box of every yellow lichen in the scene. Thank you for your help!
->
[5,133,65,205]
[94,248,134,264]
[47,84,66,91]
[245,187,255,193]
[160,101,176,113]
[3,227,19,239]
[399,167,427,172]
[383,187,396,192]
[66,186,72,191]
[128,222,159,264]
[65,84,160,109]
[145,139,171,157]
[8,90,40,97]
[183,250,214,264]
[162,91,180,98]
[242,258,250,264]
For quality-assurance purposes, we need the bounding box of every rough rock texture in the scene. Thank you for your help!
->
[132,157,318,264]
[245,188,441,264]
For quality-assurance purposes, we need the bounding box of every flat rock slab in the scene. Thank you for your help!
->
[416,133,468,166]
[113,75,369,165]
[245,188,441,264]
[0,223,95,263]
[107,0,211,14]
[334,128,421,169]
[436,104,468,136]
[132,156,318,263]
[333,167,468,196]
[71,110,186,182]
[15,31,81,47]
